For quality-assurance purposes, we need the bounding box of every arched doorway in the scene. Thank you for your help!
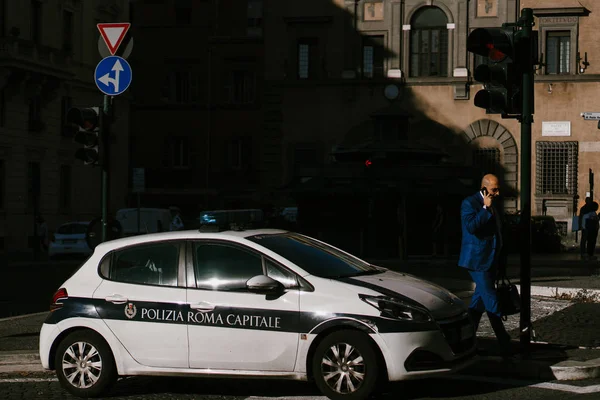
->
[462,119,519,213]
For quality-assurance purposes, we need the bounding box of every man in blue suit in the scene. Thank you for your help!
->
[459,174,512,357]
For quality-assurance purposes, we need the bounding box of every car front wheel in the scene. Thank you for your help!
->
[312,330,381,400]
[55,330,117,398]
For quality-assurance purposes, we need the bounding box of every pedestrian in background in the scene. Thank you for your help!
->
[584,201,600,260]
[579,197,593,260]
[458,174,513,359]
[36,215,49,254]
[169,206,184,231]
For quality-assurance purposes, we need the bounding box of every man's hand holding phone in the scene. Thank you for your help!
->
[482,187,494,208]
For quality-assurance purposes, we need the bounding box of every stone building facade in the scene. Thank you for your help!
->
[262,0,600,255]
[0,0,130,252]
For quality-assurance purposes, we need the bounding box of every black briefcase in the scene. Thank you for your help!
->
[496,275,521,319]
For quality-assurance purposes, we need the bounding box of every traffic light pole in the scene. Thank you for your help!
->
[519,8,534,355]
[101,95,112,243]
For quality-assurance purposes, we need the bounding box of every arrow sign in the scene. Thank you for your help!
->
[98,59,124,93]
[95,56,132,96]
[97,23,130,55]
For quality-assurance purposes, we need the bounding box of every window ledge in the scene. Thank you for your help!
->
[535,74,600,83]
[533,7,590,17]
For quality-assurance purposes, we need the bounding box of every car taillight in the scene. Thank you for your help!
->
[50,288,68,311]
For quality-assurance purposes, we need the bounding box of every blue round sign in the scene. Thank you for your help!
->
[94,56,132,96]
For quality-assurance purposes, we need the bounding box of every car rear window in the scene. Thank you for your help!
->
[57,223,88,235]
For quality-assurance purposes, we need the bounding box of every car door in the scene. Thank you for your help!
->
[186,240,300,371]
[93,240,188,368]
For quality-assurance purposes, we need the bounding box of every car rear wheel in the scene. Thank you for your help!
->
[55,330,117,398]
[312,330,380,400]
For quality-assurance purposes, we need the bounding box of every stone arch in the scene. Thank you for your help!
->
[405,2,455,25]
[463,119,519,212]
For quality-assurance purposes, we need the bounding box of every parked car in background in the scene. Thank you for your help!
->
[115,208,172,236]
[48,222,92,259]
[504,214,564,254]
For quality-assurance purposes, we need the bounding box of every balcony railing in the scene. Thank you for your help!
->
[0,37,73,74]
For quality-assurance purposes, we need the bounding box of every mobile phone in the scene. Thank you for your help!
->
[481,187,489,196]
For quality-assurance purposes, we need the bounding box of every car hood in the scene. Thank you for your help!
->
[339,270,467,320]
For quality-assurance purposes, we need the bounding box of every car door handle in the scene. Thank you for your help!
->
[105,295,128,304]
[190,302,215,312]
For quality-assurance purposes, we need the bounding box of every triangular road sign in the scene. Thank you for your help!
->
[97,23,131,55]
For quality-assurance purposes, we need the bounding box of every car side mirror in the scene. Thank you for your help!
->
[246,275,284,295]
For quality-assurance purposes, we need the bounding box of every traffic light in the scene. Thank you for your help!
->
[467,27,521,116]
[66,107,102,165]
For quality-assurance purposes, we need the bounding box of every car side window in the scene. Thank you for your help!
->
[194,243,263,291]
[110,242,179,287]
[265,259,298,289]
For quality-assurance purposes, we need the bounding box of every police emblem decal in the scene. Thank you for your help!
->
[125,303,137,319]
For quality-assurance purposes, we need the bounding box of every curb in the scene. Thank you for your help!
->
[520,285,600,302]
[476,355,600,381]
[0,350,43,373]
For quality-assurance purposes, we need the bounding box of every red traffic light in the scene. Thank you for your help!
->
[486,43,507,62]
[66,107,100,131]
[467,28,514,63]
[365,159,373,167]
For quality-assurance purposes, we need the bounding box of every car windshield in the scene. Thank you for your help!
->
[246,232,382,278]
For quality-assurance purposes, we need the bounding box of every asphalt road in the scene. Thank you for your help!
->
[1,371,600,399]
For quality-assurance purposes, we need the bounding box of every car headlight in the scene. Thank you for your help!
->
[359,294,432,322]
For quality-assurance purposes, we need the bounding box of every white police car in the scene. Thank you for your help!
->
[40,226,476,399]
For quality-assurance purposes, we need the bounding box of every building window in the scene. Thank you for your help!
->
[31,0,42,44]
[61,96,72,136]
[167,137,190,168]
[28,96,43,132]
[62,10,73,53]
[166,71,200,104]
[229,137,252,170]
[298,38,319,79]
[546,31,570,74]
[225,70,255,104]
[174,0,192,25]
[28,161,41,210]
[535,141,578,195]
[59,165,71,209]
[363,35,385,78]
[247,0,263,37]
[0,159,4,210]
[473,148,501,175]
[410,7,448,77]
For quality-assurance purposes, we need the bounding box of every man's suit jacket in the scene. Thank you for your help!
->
[458,192,502,271]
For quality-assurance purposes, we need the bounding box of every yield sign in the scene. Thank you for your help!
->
[97,23,131,55]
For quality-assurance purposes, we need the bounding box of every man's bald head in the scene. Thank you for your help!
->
[481,174,500,196]
[481,174,498,187]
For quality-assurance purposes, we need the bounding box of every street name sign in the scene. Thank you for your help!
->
[581,112,600,120]
[94,56,132,96]
[97,23,131,55]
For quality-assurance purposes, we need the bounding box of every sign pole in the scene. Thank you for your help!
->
[519,8,534,355]
[101,95,112,242]
[96,22,131,243]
